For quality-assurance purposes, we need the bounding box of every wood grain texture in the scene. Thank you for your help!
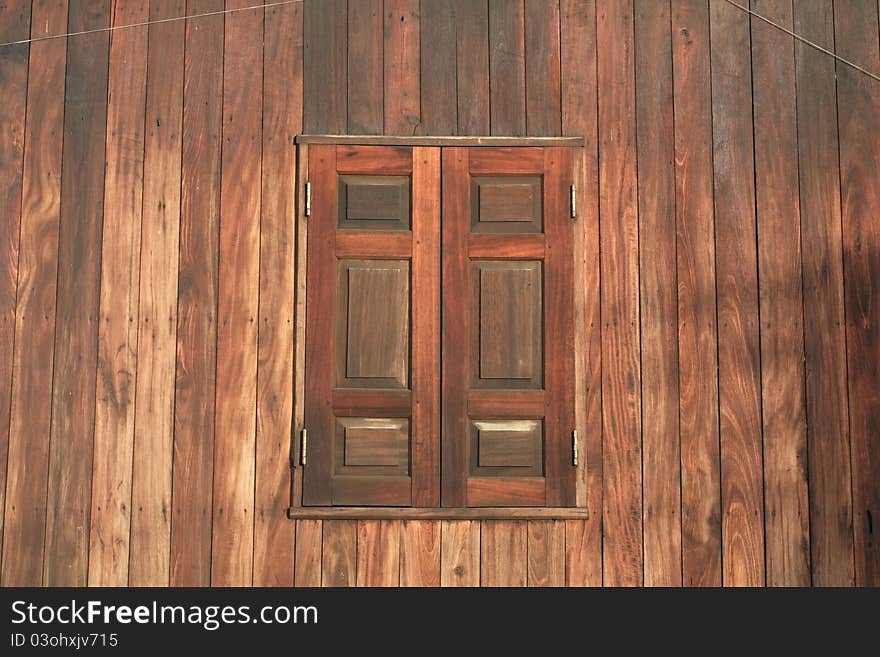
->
[400,520,440,585]
[440,520,480,586]
[671,0,721,587]
[322,520,356,586]
[524,0,561,136]
[752,0,810,587]
[348,0,382,134]
[454,0,489,135]
[834,0,880,586]
[356,520,400,586]
[44,0,110,586]
[304,0,346,133]
[481,520,526,586]
[88,0,148,587]
[527,520,565,586]
[561,0,602,587]
[489,0,526,136]
[384,0,420,134]
[418,0,456,134]
[170,0,223,587]
[597,0,643,586]
[253,0,301,587]
[128,0,185,587]
[634,0,682,587]
[709,0,765,587]
[212,1,263,586]
[793,0,855,587]
[294,519,322,586]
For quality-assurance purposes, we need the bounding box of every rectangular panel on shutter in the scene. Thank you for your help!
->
[338,175,411,231]
[471,176,543,233]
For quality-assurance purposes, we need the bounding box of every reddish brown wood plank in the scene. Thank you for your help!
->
[418,0,456,135]
[384,0,420,134]
[335,232,412,258]
[634,0,682,587]
[481,521,527,586]
[467,478,545,507]
[170,0,223,587]
[454,0,489,135]
[709,0,765,587]
[671,0,721,587]
[212,1,263,586]
[527,520,565,586]
[561,0,602,586]
[336,144,413,173]
[294,519,322,586]
[597,0,642,587]
[44,0,110,586]
[468,146,544,174]
[322,520,356,586]
[489,0,526,136]
[347,0,382,134]
[752,0,810,587]
[467,234,545,259]
[356,520,400,586]
[87,0,148,587]
[440,520,480,586]
[524,0,561,136]
[304,0,346,133]
[254,0,301,587]
[793,0,855,587]
[400,520,440,586]
[834,0,880,586]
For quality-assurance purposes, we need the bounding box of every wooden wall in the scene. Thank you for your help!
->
[0,0,877,586]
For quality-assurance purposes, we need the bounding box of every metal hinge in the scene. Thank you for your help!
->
[304,181,311,218]
[300,428,308,466]
[572,430,579,467]
[570,185,577,219]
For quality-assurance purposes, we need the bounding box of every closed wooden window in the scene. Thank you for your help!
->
[296,140,582,516]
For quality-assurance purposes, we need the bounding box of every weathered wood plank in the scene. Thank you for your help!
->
[44,0,110,586]
[400,520,440,586]
[454,0,489,135]
[294,519,322,586]
[597,0,642,586]
[322,520,356,586]
[671,0,721,587]
[527,520,565,586]
[384,0,420,134]
[440,520,480,586]
[356,520,400,587]
[418,0,456,135]
[170,0,223,587]
[211,0,263,586]
[709,0,765,587]
[752,0,810,587]
[481,521,527,586]
[634,0,682,587]
[489,0,525,136]
[347,0,382,134]
[524,0,561,136]
[88,0,148,587]
[304,0,346,133]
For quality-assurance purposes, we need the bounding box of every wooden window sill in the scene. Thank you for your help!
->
[287,506,588,520]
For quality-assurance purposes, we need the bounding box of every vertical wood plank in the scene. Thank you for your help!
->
[834,0,880,586]
[524,0,562,136]
[384,0,420,134]
[634,0,682,587]
[793,0,855,587]
[322,520,356,587]
[709,0,765,587]
[88,0,149,586]
[348,0,383,134]
[294,519,322,586]
[170,0,223,587]
[527,520,565,586]
[1,0,67,587]
[212,0,263,586]
[481,521,526,586]
[418,0,456,134]
[400,520,440,586]
[128,0,185,587]
[356,520,401,587]
[561,0,602,587]
[290,144,308,508]
[44,0,111,586]
[671,0,721,587]
[253,0,301,587]
[752,0,810,587]
[440,520,480,586]
[597,0,643,586]
[304,0,346,134]
[489,0,525,136]
[454,0,489,135]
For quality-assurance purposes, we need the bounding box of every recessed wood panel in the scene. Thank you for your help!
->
[471,420,543,477]
[471,176,542,233]
[472,261,543,388]
[335,417,410,476]
[336,260,410,389]
[338,175,410,231]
